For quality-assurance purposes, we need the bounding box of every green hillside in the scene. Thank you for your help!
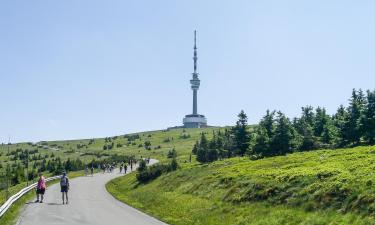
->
[0,127,217,204]
[0,127,217,225]
[107,145,375,225]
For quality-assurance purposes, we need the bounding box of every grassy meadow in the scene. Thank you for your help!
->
[0,127,218,204]
[3,127,375,224]
[107,145,375,225]
[0,127,216,224]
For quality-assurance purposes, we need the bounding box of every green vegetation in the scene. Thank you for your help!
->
[0,170,85,225]
[193,89,375,164]
[1,88,373,224]
[106,89,375,224]
[107,145,375,225]
[136,158,178,183]
[0,127,217,205]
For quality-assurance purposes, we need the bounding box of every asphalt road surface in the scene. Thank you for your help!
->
[17,160,167,225]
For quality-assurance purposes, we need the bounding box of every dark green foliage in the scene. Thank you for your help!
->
[124,134,140,142]
[144,141,151,150]
[116,143,123,148]
[362,90,375,144]
[269,112,294,155]
[342,89,366,145]
[136,160,179,183]
[167,148,177,158]
[232,110,251,156]
[193,89,375,163]
[137,160,147,172]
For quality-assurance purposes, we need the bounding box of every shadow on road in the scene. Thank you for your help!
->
[25,200,40,205]
[46,202,63,206]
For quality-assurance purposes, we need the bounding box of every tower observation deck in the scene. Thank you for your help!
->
[183,30,207,128]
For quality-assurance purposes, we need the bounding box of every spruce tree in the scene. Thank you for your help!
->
[314,107,329,137]
[362,90,375,144]
[333,104,348,146]
[232,110,251,156]
[343,89,366,145]
[271,111,294,155]
[253,126,270,156]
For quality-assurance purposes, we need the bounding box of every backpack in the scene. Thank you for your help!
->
[60,176,69,187]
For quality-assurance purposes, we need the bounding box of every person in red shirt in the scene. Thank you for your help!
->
[36,173,46,203]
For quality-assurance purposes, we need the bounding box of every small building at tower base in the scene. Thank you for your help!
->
[183,114,207,128]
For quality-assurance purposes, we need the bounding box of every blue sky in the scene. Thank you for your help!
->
[1,0,374,143]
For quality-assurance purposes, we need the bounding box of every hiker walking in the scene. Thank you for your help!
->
[124,164,128,174]
[60,172,70,205]
[36,173,46,203]
[90,166,94,176]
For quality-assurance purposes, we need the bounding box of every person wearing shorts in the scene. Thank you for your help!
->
[36,173,46,203]
[60,172,70,204]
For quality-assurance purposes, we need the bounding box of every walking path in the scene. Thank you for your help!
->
[17,159,166,225]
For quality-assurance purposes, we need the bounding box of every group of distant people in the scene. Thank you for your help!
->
[36,172,70,204]
[84,165,94,176]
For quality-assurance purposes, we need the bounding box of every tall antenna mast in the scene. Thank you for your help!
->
[193,30,198,74]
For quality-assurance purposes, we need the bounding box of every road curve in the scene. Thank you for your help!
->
[17,159,167,225]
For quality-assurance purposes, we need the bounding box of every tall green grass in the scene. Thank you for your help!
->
[107,145,375,225]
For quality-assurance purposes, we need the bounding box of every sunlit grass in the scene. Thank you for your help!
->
[107,145,375,225]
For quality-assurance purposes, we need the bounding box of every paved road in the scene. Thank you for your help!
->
[17,160,167,225]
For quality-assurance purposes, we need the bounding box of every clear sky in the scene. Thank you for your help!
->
[1,0,374,143]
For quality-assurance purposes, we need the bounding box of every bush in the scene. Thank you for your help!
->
[167,149,177,158]
[136,160,179,183]
[116,143,123,148]
[144,141,151,149]
[179,133,191,139]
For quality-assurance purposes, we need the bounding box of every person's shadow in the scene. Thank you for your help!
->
[47,202,63,206]
[25,201,38,205]
[26,201,62,205]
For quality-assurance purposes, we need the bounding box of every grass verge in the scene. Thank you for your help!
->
[107,145,375,225]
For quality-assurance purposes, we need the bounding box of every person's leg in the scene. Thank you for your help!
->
[36,193,40,202]
[62,192,65,204]
[65,192,69,204]
[40,194,44,203]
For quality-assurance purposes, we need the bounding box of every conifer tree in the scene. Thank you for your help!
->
[362,90,375,144]
[343,89,366,145]
[271,112,294,155]
[232,110,251,156]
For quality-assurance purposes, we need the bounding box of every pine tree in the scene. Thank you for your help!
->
[232,110,251,156]
[343,89,366,145]
[301,106,315,127]
[314,107,329,137]
[362,90,375,144]
[260,110,275,138]
[321,121,337,146]
[271,112,294,155]
[252,126,270,156]
[333,104,348,146]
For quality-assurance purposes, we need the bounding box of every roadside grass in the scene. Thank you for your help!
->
[0,170,84,225]
[107,145,375,225]
[0,128,217,224]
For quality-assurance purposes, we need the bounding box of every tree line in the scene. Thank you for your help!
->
[0,153,136,189]
[193,89,375,162]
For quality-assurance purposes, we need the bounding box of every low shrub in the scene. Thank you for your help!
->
[136,159,178,183]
